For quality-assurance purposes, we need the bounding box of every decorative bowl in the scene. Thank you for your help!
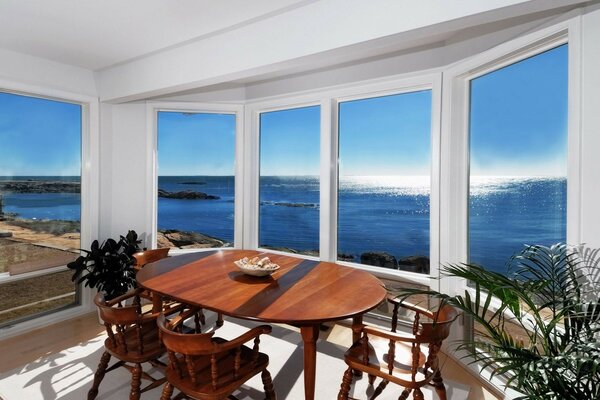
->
[234,256,280,277]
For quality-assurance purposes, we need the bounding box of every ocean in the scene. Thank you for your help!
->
[0,175,566,274]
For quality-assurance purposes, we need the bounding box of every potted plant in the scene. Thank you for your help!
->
[68,230,142,300]
[392,243,600,399]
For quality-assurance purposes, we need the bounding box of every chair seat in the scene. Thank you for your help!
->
[166,338,270,400]
[344,335,432,386]
[103,321,164,362]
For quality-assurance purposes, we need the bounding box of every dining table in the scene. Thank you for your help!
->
[136,249,387,400]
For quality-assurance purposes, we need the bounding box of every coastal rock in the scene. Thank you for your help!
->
[360,252,398,269]
[158,189,220,200]
[260,201,318,208]
[0,180,80,193]
[398,255,430,274]
[337,253,355,262]
[157,229,227,249]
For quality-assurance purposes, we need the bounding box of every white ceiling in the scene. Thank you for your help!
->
[0,0,311,70]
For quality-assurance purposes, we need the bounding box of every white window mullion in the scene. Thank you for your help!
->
[320,98,336,261]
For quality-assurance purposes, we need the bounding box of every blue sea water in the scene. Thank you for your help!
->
[0,175,566,274]
[0,176,81,221]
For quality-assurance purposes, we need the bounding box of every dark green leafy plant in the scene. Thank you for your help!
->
[392,243,600,400]
[68,230,142,300]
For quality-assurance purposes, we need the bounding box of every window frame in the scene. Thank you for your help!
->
[0,79,99,339]
[439,17,582,395]
[245,72,442,288]
[147,102,244,254]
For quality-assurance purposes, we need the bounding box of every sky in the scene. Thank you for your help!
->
[0,92,81,176]
[260,106,320,176]
[158,111,236,176]
[0,44,567,178]
[339,90,432,176]
[469,44,568,176]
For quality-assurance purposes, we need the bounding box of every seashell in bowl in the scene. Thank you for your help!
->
[234,256,280,277]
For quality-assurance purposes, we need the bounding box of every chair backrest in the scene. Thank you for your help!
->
[157,310,266,390]
[95,289,161,356]
[389,298,458,344]
[132,248,170,270]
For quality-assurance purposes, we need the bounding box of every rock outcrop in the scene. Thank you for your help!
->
[360,252,398,269]
[398,255,430,274]
[158,189,220,200]
[157,229,228,249]
[0,180,80,193]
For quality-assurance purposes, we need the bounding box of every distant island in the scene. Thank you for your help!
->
[178,181,206,185]
[260,201,318,208]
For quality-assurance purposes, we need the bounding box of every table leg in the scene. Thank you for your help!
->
[300,324,320,400]
[152,293,163,313]
[352,315,363,377]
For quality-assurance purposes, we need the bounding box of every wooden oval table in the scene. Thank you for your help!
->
[137,249,387,400]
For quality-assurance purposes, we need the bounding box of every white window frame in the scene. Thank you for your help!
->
[245,71,442,289]
[0,79,99,339]
[146,101,244,254]
[439,16,582,396]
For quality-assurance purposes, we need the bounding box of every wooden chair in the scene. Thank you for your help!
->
[133,248,171,270]
[157,308,276,400]
[89,287,179,400]
[338,298,458,400]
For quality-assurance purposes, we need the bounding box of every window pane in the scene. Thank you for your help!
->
[338,91,432,273]
[0,91,81,326]
[469,45,568,274]
[259,106,320,255]
[157,111,236,249]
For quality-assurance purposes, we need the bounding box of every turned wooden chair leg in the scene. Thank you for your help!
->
[399,388,411,400]
[371,379,389,400]
[130,363,142,400]
[216,313,224,327]
[338,367,354,400]
[88,351,111,400]
[412,388,424,400]
[160,382,174,400]
[432,370,447,400]
[368,373,376,385]
[261,369,276,399]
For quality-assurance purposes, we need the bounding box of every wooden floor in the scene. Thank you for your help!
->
[0,312,501,400]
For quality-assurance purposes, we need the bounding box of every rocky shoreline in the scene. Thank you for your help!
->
[0,180,80,193]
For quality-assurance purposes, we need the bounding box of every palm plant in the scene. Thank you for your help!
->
[392,243,600,399]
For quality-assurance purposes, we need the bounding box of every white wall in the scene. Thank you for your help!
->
[98,102,153,245]
[0,48,97,96]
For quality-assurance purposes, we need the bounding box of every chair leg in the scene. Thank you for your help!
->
[261,369,276,399]
[368,374,376,385]
[432,370,447,400]
[370,379,389,400]
[160,382,174,400]
[216,313,224,327]
[130,363,142,400]
[88,351,111,400]
[398,388,411,400]
[338,367,354,400]
[412,388,424,400]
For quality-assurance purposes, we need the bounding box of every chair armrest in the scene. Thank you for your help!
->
[388,297,434,319]
[361,324,419,344]
[104,287,145,306]
[216,325,272,352]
